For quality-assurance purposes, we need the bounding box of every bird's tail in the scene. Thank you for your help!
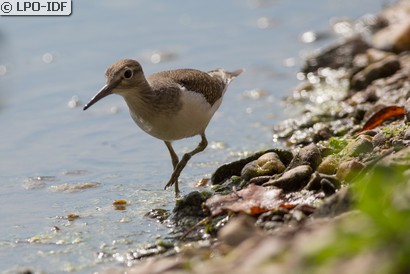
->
[226,68,245,79]
[225,68,244,85]
[208,68,245,86]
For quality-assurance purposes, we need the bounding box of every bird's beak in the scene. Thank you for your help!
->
[83,82,117,111]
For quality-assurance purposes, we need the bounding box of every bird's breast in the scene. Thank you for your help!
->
[130,89,223,141]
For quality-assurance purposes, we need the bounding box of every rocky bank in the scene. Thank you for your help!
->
[103,1,410,273]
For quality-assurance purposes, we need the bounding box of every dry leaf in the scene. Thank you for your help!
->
[204,184,284,216]
[359,105,405,133]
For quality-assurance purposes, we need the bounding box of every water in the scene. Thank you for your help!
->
[0,0,385,272]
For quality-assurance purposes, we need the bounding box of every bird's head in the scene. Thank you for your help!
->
[83,59,145,110]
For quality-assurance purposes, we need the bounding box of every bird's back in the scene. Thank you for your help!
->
[138,67,243,141]
[148,68,243,106]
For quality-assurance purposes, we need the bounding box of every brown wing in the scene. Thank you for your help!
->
[148,69,225,106]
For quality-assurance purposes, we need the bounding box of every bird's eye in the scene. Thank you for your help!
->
[123,69,133,79]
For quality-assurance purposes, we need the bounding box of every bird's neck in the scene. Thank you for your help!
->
[122,82,156,118]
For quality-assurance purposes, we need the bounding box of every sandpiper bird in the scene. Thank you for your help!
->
[83,59,243,195]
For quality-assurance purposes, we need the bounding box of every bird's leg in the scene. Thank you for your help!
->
[164,141,179,170]
[165,133,208,195]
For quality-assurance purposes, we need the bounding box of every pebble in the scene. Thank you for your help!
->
[305,172,322,191]
[286,143,322,171]
[218,215,261,247]
[321,178,336,196]
[305,172,341,193]
[379,146,410,168]
[302,36,369,73]
[335,159,365,182]
[241,152,286,181]
[350,55,401,91]
[263,165,313,192]
[372,131,387,147]
[211,149,293,185]
[343,135,374,157]
[317,154,340,175]
[248,175,271,186]
[373,19,410,52]
[403,127,410,141]
[313,187,352,217]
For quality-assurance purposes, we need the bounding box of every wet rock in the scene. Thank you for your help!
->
[312,125,332,142]
[302,36,369,73]
[241,152,286,181]
[321,179,336,196]
[378,0,410,25]
[335,159,365,182]
[373,19,410,52]
[305,172,341,193]
[287,143,322,171]
[391,139,406,151]
[218,215,261,247]
[144,208,170,223]
[248,175,271,186]
[211,149,293,185]
[372,131,387,147]
[211,176,241,195]
[263,165,313,192]
[313,187,352,217]
[343,135,374,157]
[350,55,401,91]
[305,172,322,191]
[317,154,340,175]
[379,146,410,169]
[172,191,210,229]
[239,162,261,180]
[255,211,285,231]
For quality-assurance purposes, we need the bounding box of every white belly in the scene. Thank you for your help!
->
[131,90,223,141]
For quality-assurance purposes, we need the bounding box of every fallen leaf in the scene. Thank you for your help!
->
[358,105,405,133]
[279,203,297,210]
[66,214,79,220]
[113,199,127,205]
[113,199,128,210]
[204,184,284,216]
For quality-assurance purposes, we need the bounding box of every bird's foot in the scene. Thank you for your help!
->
[164,174,180,197]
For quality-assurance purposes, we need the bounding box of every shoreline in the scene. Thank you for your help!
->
[103,1,410,273]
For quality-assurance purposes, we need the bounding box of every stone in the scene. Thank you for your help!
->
[317,154,340,175]
[218,215,261,247]
[373,19,410,52]
[335,160,365,182]
[286,143,322,171]
[313,187,352,217]
[241,152,286,181]
[379,146,410,169]
[172,191,210,228]
[302,36,369,73]
[343,136,374,157]
[211,149,293,185]
[350,55,401,91]
[321,178,336,196]
[263,165,313,192]
[372,131,387,147]
[305,172,322,191]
